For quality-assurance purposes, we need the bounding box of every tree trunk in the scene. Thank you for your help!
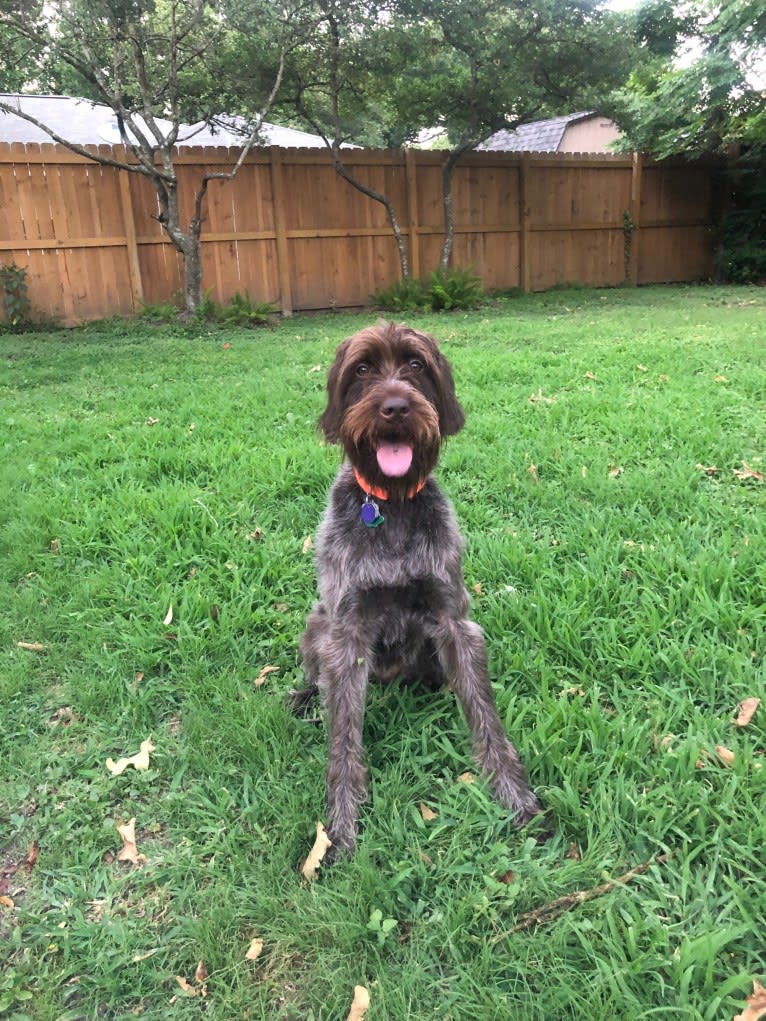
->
[181,236,204,315]
[439,147,466,273]
[331,150,411,279]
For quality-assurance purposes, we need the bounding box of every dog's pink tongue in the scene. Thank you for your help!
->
[376,441,413,478]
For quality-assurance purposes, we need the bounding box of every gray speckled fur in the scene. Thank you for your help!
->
[296,323,542,857]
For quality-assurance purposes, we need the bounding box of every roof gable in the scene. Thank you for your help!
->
[0,93,325,148]
[480,112,599,153]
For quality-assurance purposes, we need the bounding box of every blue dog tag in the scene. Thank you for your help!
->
[361,497,384,528]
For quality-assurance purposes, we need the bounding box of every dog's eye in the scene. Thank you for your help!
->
[355,363,371,377]
[408,358,424,373]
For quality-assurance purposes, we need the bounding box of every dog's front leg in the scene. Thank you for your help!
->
[320,623,372,858]
[432,616,543,827]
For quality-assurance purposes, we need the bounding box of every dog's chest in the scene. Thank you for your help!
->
[316,475,464,610]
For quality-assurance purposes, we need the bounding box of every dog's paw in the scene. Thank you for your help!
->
[513,796,553,839]
[325,826,356,864]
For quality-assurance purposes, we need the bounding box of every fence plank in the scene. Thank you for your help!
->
[269,145,294,315]
[119,169,144,309]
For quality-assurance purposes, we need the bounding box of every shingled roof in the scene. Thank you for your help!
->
[480,112,597,153]
[0,94,326,148]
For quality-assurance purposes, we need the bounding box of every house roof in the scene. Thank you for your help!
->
[0,94,326,148]
[479,112,598,153]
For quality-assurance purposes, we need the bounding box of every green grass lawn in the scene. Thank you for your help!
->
[1,285,764,1020]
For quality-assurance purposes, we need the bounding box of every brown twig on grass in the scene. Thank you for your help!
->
[496,853,672,938]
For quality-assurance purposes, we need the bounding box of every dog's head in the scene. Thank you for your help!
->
[319,321,465,499]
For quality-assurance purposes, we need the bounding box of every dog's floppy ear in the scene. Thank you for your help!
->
[435,355,465,434]
[407,327,465,436]
[433,351,466,436]
[318,338,350,443]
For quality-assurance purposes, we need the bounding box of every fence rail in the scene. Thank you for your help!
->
[0,142,720,323]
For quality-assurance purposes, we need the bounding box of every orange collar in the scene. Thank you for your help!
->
[353,467,426,502]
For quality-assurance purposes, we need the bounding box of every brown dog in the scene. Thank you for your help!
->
[294,321,542,857]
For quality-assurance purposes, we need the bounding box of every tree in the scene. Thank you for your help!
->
[396,0,637,270]
[611,0,766,281]
[611,0,766,157]
[275,0,418,278]
[278,0,636,277]
[0,0,299,315]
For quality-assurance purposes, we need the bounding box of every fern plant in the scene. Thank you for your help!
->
[427,266,484,311]
[372,267,485,313]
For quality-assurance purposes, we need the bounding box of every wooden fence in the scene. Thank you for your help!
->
[0,142,721,323]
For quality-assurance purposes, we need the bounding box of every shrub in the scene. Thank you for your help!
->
[139,291,279,328]
[427,266,484,311]
[371,266,485,313]
[715,156,766,284]
[214,290,278,327]
[0,262,32,331]
[370,276,430,313]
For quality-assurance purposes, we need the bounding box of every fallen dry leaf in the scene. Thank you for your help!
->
[584,371,599,381]
[16,641,47,652]
[528,463,539,483]
[716,745,736,767]
[0,895,15,909]
[116,818,147,865]
[419,803,438,821]
[560,685,585,698]
[163,604,174,627]
[106,738,155,776]
[714,374,729,383]
[50,538,61,554]
[245,938,264,961]
[48,706,75,727]
[175,975,197,996]
[735,698,761,728]
[608,464,623,479]
[132,948,160,963]
[25,841,40,871]
[301,822,332,881]
[457,771,475,784]
[529,389,556,404]
[565,842,581,861]
[195,961,208,983]
[302,535,315,554]
[733,462,764,483]
[695,463,719,477]
[146,417,159,426]
[636,364,648,372]
[345,985,370,1021]
[733,979,766,1021]
[254,665,279,688]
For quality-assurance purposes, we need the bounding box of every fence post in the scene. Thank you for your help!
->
[269,145,294,316]
[518,154,531,292]
[404,148,421,280]
[629,152,643,286]
[118,169,144,310]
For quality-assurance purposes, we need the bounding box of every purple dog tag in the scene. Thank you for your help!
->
[361,497,384,528]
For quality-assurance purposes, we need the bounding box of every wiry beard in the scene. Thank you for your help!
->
[339,384,442,501]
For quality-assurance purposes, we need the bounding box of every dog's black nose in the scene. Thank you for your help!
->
[380,396,409,420]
